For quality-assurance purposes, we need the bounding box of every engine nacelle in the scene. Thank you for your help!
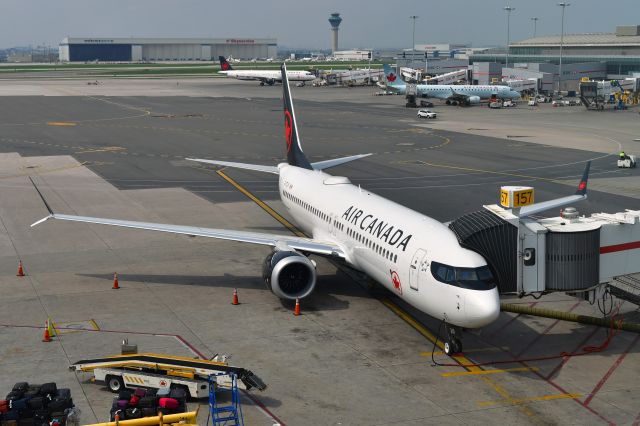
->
[467,96,481,105]
[262,251,317,299]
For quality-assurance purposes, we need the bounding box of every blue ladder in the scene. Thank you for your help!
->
[209,372,244,426]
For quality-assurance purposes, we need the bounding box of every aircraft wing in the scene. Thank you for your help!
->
[446,88,471,102]
[29,179,345,259]
[518,162,591,218]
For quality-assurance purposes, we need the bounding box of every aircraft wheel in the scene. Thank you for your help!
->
[259,82,265,86]
[452,339,463,354]
[106,375,124,393]
[444,341,452,355]
[446,100,451,105]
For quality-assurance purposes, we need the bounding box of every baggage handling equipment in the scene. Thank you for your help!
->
[70,353,266,398]
[209,373,243,426]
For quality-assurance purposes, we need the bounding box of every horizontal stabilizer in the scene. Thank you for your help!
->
[311,153,372,170]
[186,158,279,174]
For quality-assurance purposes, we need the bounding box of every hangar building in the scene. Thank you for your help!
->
[59,37,277,62]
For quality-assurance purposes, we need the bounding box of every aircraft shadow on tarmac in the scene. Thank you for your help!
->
[77,271,374,312]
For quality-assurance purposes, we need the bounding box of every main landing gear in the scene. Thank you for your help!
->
[443,323,463,355]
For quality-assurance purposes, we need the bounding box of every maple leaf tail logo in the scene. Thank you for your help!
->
[387,73,397,82]
[284,110,293,153]
[221,62,230,70]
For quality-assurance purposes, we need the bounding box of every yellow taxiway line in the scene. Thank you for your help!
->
[47,121,77,127]
[477,393,583,408]
[441,366,539,377]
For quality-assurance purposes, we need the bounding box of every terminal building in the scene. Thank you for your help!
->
[58,37,277,62]
[471,25,640,91]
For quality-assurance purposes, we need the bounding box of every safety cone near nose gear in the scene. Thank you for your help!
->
[231,288,239,305]
[112,273,120,290]
[16,260,25,277]
[294,298,301,316]
[42,320,52,342]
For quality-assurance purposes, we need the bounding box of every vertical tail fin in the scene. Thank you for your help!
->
[218,56,233,71]
[383,64,405,88]
[281,64,312,170]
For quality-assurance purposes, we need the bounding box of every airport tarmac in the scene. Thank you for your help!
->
[0,77,639,425]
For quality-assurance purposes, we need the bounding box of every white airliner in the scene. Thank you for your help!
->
[31,64,590,355]
[383,64,521,105]
[218,56,315,86]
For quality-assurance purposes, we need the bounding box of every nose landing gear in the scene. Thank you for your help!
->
[443,323,463,355]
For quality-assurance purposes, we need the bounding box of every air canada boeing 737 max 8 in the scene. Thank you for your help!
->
[31,64,590,354]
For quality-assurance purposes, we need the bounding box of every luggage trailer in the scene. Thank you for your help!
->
[70,353,267,398]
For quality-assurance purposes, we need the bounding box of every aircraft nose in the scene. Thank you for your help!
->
[465,289,500,327]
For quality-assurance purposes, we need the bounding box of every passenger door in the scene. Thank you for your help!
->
[409,249,427,291]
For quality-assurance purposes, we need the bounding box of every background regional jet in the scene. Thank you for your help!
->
[383,64,521,105]
[31,64,589,355]
[217,56,315,86]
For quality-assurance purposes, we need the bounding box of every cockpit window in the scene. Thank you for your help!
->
[431,261,496,290]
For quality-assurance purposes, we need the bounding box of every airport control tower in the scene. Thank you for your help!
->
[329,13,342,53]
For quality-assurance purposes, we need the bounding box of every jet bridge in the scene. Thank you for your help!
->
[449,205,640,302]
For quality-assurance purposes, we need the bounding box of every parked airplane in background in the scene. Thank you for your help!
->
[31,64,589,355]
[383,64,521,105]
[218,56,315,86]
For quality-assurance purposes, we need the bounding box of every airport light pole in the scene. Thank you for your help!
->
[531,17,539,38]
[504,6,515,70]
[557,2,570,95]
[409,15,418,64]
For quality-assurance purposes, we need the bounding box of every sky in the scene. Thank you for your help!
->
[1,0,639,50]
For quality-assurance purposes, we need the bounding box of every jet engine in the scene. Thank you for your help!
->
[467,96,481,105]
[262,251,317,299]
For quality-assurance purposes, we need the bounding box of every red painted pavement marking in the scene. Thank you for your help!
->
[515,301,580,358]
[600,240,640,254]
[632,410,640,426]
[584,333,640,406]
[545,325,601,380]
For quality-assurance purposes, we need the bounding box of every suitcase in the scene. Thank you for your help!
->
[55,389,70,400]
[156,388,170,397]
[169,388,187,400]
[144,388,157,397]
[33,410,49,423]
[133,388,146,398]
[27,397,46,410]
[3,410,20,421]
[158,398,178,410]
[11,384,28,393]
[47,398,72,412]
[39,383,56,398]
[125,408,142,419]
[9,399,28,411]
[2,420,18,426]
[116,399,129,409]
[5,392,22,402]
[118,390,133,401]
[140,407,156,417]
[17,419,35,426]
[137,396,156,408]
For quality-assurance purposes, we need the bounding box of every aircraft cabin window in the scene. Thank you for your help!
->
[431,261,497,291]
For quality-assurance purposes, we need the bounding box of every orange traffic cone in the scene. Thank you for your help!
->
[294,298,301,316]
[112,273,120,290]
[16,260,25,277]
[231,288,239,305]
[42,320,52,342]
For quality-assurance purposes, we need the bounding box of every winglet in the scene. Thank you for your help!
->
[28,177,54,227]
[575,161,590,196]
